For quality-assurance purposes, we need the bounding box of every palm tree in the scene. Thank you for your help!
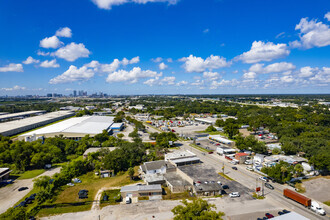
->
[294,164,304,177]
[281,166,287,182]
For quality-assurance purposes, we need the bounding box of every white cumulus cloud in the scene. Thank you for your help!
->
[40,59,60,68]
[144,76,176,86]
[40,36,63,49]
[121,56,140,65]
[176,80,188,86]
[290,15,330,49]
[49,65,94,84]
[203,71,220,81]
[0,85,26,91]
[54,43,90,62]
[180,54,231,73]
[91,0,178,10]
[243,72,257,79]
[249,62,296,74]
[55,27,72,38]
[159,62,168,70]
[106,67,160,83]
[151,57,163,62]
[23,56,40,65]
[325,12,330,21]
[0,63,23,72]
[237,41,290,63]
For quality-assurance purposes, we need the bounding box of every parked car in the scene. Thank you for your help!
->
[265,213,274,218]
[18,187,28,191]
[246,166,253,171]
[278,211,284,215]
[78,189,88,199]
[259,176,268,182]
[216,143,220,146]
[73,178,82,183]
[229,192,240,198]
[222,185,229,189]
[265,183,274,190]
[282,209,290,214]
[208,151,214,154]
[67,183,75,186]
[232,166,238,170]
[125,196,131,204]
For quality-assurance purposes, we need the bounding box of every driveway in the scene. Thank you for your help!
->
[0,167,61,214]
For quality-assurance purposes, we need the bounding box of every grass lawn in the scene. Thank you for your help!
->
[218,172,235,181]
[37,167,142,217]
[14,169,46,180]
[189,144,212,153]
[162,187,193,200]
[324,201,330,206]
[100,189,121,208]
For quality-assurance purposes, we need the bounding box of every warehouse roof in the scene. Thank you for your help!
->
[0,111,74,135]
[20,116,114,137]
[120,184,162,192]
[0,110,46,121]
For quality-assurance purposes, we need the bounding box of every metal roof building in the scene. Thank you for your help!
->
[0,110,46,122]
[18,115,114,140]
[0,111,74,137]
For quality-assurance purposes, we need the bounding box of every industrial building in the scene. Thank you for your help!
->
[120,184,162,202]
[165,150,200,166]
[0,110,46,122]
[209,135,235,146]
[0,111,74,137]
[19,116,115,140]
[0,168,11,181]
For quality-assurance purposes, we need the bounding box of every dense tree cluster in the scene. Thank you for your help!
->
[172,199,225,220]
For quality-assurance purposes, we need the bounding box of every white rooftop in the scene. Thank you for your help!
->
[0,111,74,134]
[121,184,162,192]
[165,150,196,161]
[20,116,114,137]
[0,110,46,121]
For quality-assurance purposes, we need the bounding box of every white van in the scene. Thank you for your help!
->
[125,196,131,204]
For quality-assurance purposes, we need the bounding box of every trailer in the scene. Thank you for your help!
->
[283,189,311,207]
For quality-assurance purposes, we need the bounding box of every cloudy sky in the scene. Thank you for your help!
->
[0,0,329,95]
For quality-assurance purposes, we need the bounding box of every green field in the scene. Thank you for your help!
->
[37,167,142,217]
[15,169,45,180]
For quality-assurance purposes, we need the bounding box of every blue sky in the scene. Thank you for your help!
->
[0,0,329,95]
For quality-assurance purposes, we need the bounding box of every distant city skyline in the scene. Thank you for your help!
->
[0,0,329,95]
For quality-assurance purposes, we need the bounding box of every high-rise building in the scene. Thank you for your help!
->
[73,90,77,97]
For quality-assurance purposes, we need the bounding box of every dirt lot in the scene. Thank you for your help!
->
[302,177,330,202]
[239,128,251,137]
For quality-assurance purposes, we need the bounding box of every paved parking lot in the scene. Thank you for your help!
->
[0,167,61,214]
[41,196,284,220]
[173,124,209,135]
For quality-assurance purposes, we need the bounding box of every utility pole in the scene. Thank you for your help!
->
[222,162,225,174]
[262,181,264,197]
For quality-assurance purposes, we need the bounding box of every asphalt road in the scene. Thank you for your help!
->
[0,167,61,214]
[180,141,328,220]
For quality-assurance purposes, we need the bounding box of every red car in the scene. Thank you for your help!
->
[208,151,214,154]
[172,129,176,132]
[265,213,274,219]
[216,143,220,146]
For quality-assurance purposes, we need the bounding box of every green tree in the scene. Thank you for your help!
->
[172,199,224,220]
[205,125,217,132]
[117,133,124,139]
[272,148,281,155]
[128,167,135,180]
[33,176,51,189]
[224,123,239,139]
[294,164,304,177]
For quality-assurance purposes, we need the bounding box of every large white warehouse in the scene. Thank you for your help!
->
[18,116,115,141]
[0,111,74,137]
